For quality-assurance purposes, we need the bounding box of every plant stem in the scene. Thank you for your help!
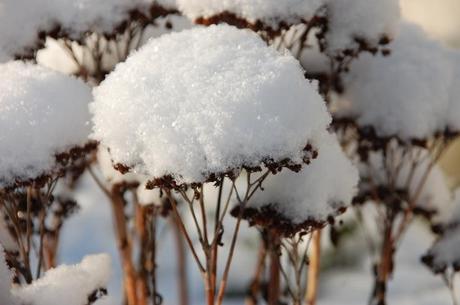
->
[110,188,138,305]
[268,232,281,305]
[170,215,189,305]
[306,230,322,305]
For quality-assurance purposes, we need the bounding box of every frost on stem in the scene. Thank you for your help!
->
[0,0,181,62]
[91,24,331,186]
[177,0,400,54]
[0,61,94,189]
[233,131,358,237]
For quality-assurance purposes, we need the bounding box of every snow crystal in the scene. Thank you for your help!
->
[0,61,92,186]
[91,24,331,184]
[340,23,456,140]
[248,131,358,224]
[12,254,111,305]
[0,0,154,60]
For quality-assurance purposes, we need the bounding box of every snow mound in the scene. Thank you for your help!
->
[248,131,358,225]
[0,61,92,187]
[340,23,459,140]
[12,254,111,305]
[91,24,331,184]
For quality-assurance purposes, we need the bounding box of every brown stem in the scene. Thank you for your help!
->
[371,217,394,305]
[306,230,322,305]
[170,215,189,305]
[165,190,205,273]
[36,204,46,278]
[110,188,138,305]
[135,204,149,305]
[245,239,267,305]
[215,208,245,305]
[150,212,161,305]
[268,231,281,305]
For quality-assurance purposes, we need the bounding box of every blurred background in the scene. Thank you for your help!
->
[402,0,460,188]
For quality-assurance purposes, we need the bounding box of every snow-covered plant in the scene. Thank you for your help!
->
[232,131,358,305]
[0,0,189,83]
[328,22,460,305]
[91,24,334,305]
[176,0,400,100]
[177,0,399,53]
[2,1,459,305]
[0,61,96,285]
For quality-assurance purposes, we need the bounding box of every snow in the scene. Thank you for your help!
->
[447,50,460,132]
[98,146,142,186]
[340,22,459,140]
[91,24,331,184]
[12,254,112,305]
[425,227,460,273]
[0,246,17,305]
[177,0,399,53]
[0,0,155,60]
[136,181,162,206]
[0,213,17,251]
[0,61,92,187]
[249,131,358,224]
[423,190,460,273]
[177,0,323,27]
[98,147,162,206]
[325,0,400,53]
